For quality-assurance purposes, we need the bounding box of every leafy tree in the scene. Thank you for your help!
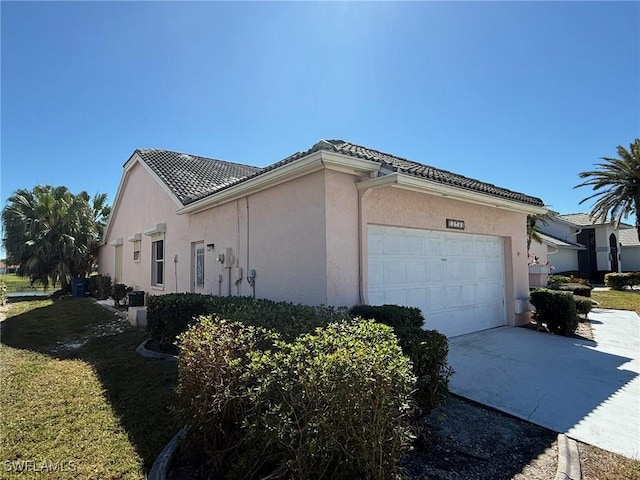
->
[1,185,111,291]
[575,139,640,241]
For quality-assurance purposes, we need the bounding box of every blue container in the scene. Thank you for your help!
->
[71,278,87,298]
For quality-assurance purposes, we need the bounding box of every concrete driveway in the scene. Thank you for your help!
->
[447,308,640,459]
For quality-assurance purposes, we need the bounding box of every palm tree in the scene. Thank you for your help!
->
[575,139,640,241]
[1,185,111,291]
[527,213,550,251]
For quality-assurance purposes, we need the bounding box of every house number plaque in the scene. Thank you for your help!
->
[446,219,465,230]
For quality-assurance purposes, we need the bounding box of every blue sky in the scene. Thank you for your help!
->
[2,1,639,254]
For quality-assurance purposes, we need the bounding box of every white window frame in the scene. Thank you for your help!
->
[133,240,141,262]
[195,246,205,288]
[151,236,165,287]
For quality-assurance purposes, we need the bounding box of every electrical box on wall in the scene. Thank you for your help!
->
[224,248,234,268]
[234,267,243,284]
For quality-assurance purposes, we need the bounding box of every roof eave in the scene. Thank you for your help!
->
[356,173,548,215]
[176,150,380,215]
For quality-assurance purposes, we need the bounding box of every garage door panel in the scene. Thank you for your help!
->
[383,234,405,254]
[369,262,383,285]
[405,236,425,255]
[406,288,427,305]
[383,289,407,306]
[368,225,506,337]
[368,234,383,255]
[406,263,427,283]
[384,262,406,284]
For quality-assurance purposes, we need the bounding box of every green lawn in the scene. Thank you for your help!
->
[592,289,640,315]
[0,274,50,292]
[0,298,181,479]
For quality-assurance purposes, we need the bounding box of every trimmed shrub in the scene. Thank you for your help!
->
[176,317,277,473]
[547,275,572,287]
[147,293,212,347]
[177,317,415,480]
[349,304,453,415]
[605,272,640,290]
[574,296,594,318]
[111,283,132,306]
[530,289,578,335]
[87,275,111,300]
[147,293,350,349]
[552,283,592,297]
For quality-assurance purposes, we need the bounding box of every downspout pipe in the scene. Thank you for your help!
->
[357,169,385,305]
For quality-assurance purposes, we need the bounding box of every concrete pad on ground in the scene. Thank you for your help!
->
[447,309,640,459]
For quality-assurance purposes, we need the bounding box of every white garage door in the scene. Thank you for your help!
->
[368,225,506,337]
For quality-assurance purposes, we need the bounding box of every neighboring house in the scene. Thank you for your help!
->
[0,262,6,275]
[99,139,546,337]
[618,228,640,271]
[533,213,639,279]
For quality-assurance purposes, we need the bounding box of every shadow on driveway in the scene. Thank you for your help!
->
[448,309,639,459]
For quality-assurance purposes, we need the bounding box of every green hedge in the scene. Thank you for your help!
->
[349,304,452,415]
[147,294,350,348]
[149,295,452,417]
[605,272,640,290]
[574,296,594,317]
[529,289,578,335]
[551,283,592,298]
[548,275,591,288]
[87,275,112,300]
[177,318,415,479]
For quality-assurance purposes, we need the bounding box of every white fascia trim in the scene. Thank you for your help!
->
[176,151,380,215]
[109,238,124,246]
[144,223,166,236]
[128,233,142,242]
[357,173,548,215]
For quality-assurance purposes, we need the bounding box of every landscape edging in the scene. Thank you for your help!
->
[136,338,178,361]
[147,425,189,480]
[555,433,581,480]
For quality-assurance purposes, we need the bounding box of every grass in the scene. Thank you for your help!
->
[592,289,640,315]
[0,273,50,292]
[0,297,181,479]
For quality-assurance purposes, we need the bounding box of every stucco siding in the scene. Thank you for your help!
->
[549,249,579,273]
[246,170,327,304]
[99,162,190,293]
[323,169,360,306]
[101,165,329,304]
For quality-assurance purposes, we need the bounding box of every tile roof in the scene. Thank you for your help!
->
[618,228,640,247]
[135,140,545,208]
[537,232,585,249]
[309,140,545,206]
[135,148,262,205]
[558,213,614,226]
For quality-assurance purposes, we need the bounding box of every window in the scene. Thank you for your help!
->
[133,240,141,262]
[152,239,164,286]
[195,246,205,287]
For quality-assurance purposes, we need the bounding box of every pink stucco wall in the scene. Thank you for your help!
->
[100,161,330,304]
[101,157,532,327]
